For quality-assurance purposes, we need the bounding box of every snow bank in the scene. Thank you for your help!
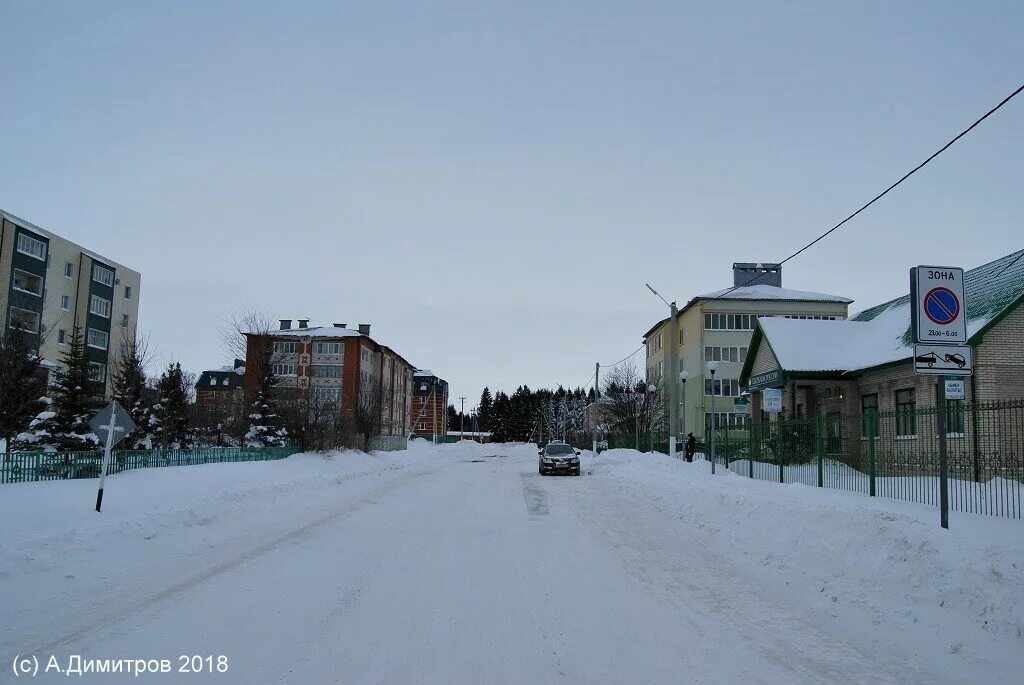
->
[587,449,1024,644]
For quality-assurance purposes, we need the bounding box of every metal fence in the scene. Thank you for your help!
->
[0,446,300,485]
[703,399,1023,519]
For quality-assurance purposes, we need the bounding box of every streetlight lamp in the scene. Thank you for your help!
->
[679,369,689,453]
[706,361,719,474]
[645,284,679,459]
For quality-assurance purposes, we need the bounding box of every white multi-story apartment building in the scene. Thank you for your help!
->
[0,209,141,397]
[643,263,851,438]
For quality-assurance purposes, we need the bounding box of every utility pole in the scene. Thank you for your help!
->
[646,284,679,458]
[459,396,466,439]
[592,362,600,455]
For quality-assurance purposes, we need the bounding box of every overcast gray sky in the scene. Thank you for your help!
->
[1,1,1021,406]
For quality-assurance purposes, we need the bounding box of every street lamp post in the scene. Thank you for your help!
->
[707,361,719,474]
[679,369,689,452]
[645,284,679,458]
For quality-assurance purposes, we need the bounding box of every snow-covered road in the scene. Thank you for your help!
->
[2,441,1022,683]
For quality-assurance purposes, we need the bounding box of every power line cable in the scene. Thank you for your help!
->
[714,83,1024,300]
[600,345,645,368]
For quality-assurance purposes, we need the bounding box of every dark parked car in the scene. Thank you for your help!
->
[538,443,581,476]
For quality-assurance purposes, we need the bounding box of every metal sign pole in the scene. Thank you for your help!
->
[937,377,949,530]
[95,410,118,513]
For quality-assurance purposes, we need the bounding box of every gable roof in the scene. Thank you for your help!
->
[741,248,1024,378]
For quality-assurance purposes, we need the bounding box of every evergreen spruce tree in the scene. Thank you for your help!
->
[478,387,493,432]
[12,325,103,453]
[244,386,287,447]
[111,333,153,448]
[152,362,192,449]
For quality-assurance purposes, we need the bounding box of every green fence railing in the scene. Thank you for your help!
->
[0,446,300,485]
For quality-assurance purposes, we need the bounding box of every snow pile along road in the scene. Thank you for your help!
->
[587,449,1024,649]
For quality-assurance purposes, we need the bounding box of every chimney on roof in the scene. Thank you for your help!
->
[334,323,346,329]
[298,319,309,329]
[358,324,371,336]
[733,262,782,288]
[279,319,292,330]
[233,358,245,370]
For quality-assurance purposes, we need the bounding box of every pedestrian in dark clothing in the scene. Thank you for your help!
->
[684,433,696,463]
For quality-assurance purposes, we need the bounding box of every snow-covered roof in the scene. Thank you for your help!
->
[269,326,365,338]
[699,284,853,303]
[751,248,1024,375]
[414,369,435,377]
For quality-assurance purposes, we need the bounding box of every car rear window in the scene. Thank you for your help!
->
[546,444,575,455]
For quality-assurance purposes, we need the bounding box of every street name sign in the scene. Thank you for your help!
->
[944,379,966,401]
[913,343,973,376]
[911,266,966,344]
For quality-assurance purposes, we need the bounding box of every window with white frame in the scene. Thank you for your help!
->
[124,285,132,300]
[90,295,111,318]
[60,295,70,310]
[8,307,40,333]
[704,378,741,397]
[88,362,107,383]
[704,313,757,331]
[64,262,73,278]
[703,346,748,363]
[705,412,747,430]
[92,264,115,287]
[12,269,43,296]
[272,363,296,376]
[16,233,47,261]
[314,341,342,355]
[58,329,67,345]
[273,341,299,354]
[86,328,109,350]
[312,364,342,379]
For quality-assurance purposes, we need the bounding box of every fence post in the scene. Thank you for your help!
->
[779,420,785,484]
[748,424,754,479]
[816,414,824,488]
[868,412,876,497]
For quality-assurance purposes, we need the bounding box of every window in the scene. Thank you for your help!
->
[124,285,132,300]
[273,341,299,354]
[312,365,342,379]
[210,376,218,386]
[314,341,342,355]
[16,233,47,260]
[272,363,296,376]
[704,378,740,397]
[705,412,747,431]
[826,412,842,453]
[861,394,879,438]
[90,295,111,318]
[60,295,70,310]
[703,346,747,363]
[678,327,684,346]
[8,307,40,333]
[88,362,107,383]
[895,389,916,437]
[64,262,74,278]
[119,342,127,356]
[121,313,129,328]
[704,313,757,330]
[86,328,109,350]
[92,264,115,287]
[12,269,43,296]
[58,329,67,345]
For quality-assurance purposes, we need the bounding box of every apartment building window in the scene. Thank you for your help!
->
[58,329,67,345]
[64,262,74,278]
[314,341,342,355]
[704,313,758,331]
[272,363,296,376]
[119,342,127,357]
[86,328,109,350]
[317,388,342,403]
[861,394,879,437]
[705,412,747,431]
[312,364,342,379]
[92,264,115,287]
[783,315,837,320]
[895,389,916,437]
[60,295,71,310]
[8,307,40,333]
[16,233,47,261]
[273,341,299,354]
[121,313,129,327]
[12,269,43,296]
[678,327,684,345]
[704,346,748,363]
[90,295,111,318]
[704,378,741,397]
[124,285,132,300]
[88,362,107,384]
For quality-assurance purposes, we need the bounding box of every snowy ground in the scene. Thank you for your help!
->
[1,440,1022,683]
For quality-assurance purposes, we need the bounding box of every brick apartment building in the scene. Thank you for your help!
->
[194,359,245,431]
[411,370,448,438]
[244,320,414,438]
